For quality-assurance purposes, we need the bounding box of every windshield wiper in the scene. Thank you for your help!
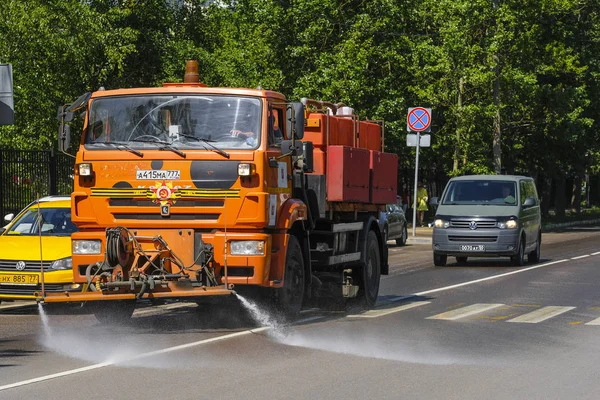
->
[130,138,186,158]
[177,133,230,159]
[95,141,143,157]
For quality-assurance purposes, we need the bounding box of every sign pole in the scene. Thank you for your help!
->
[412,132,420,237]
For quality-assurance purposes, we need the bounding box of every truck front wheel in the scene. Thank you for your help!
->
[272,235,305,321]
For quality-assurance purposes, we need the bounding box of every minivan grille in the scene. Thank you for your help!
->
[450,220,498,229]
[448,235,498,243]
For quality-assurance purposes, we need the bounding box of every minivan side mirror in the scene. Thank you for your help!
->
[429,197,438,206]
[522,197,535,208]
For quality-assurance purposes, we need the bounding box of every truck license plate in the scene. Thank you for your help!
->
[0,274,39,284]
[136,170,180,180]
[459,245,485,252]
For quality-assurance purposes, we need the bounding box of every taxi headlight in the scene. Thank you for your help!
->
[498,219,518,229]
[73,240,102,254]
[50,257,72,270]
[230,240,265,255]
[434,219,450,229]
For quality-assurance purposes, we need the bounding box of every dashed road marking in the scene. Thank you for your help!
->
[347,301,431,318]
[584,317,600,326]
[427,303,504,321]
[507,306,576,324]
[571,255,590,260]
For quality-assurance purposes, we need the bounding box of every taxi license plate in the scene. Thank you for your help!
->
[0,274,39,284]
[459,245,485,252]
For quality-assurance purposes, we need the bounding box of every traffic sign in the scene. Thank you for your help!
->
[406,134,430,147]
[407,107,431,132]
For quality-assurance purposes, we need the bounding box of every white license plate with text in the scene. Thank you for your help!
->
[459,245,485,252]
[136,170,180,180]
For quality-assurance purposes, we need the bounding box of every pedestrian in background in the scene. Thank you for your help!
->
[417,182,428,227]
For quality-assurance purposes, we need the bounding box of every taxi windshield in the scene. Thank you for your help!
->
[84,95,261,150]
[6,207,78,236]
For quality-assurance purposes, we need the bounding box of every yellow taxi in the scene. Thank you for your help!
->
[0,196,80,302]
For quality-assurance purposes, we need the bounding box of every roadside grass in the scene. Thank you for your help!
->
[543,206,600,228]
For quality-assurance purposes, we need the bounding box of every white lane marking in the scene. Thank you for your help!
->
[507,306,576,324]
[133,302,196,316]
[571,255,590,260]
[0,327,268,392]
[427,303,504,321]
[0,301,36,311]
[347,301,431,318]
[591,252,600,256]
[415,259,568,297]
[585,317,600,326]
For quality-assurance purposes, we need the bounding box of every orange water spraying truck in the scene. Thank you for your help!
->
[41,61,398,322]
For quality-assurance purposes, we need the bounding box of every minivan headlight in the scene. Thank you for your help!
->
[73,240,102,254]
[498,219,517,229]
[50,257,72,270]
[434,219,450,229]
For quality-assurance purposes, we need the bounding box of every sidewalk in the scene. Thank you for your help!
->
[406,224,433,245]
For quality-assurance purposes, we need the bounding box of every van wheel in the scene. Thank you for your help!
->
[528,232,541,263]
[433,253,447,266]
[511,236,526,266]
[456,256,468,264]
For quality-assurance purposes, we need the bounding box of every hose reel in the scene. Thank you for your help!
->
[106,227,134,269]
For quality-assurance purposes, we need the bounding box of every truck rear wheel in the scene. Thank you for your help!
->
[351,230,381,309]
[272,235,304,321]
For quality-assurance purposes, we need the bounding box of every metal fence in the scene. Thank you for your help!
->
[0,150,74,219]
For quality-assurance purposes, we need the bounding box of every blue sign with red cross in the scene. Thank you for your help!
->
[407,107,432,132]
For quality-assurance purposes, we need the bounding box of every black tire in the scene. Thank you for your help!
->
[528,232,541,263]
[456,256,468,264]
[352,230,381,309]
[433,253,447,266]
[511,236,526,266]
[92,300,136,324]
[272,235,305,321]
[396,225,408,247]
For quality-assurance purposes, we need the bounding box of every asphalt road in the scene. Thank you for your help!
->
[1,226,600,399]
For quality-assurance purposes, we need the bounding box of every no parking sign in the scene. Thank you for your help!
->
[407,107,431,132]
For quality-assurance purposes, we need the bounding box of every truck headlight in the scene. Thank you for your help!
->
[434,219,450,229]
[50,257,72,270]
[78,163,92,176]
[230,240,265,255]
[73,240,102,254]
[498,219,517,229]
[238,163,256,176]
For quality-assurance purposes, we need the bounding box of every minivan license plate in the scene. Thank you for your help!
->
[459,245,485,252]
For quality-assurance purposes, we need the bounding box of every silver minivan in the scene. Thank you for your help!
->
[430,175,541,266]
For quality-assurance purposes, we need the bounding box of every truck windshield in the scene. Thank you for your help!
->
[84,95,261,150]
[441,180,517,206]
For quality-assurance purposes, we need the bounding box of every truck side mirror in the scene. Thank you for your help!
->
[281,139,303,157]
[286,102,304,140]
[58,123,71,152]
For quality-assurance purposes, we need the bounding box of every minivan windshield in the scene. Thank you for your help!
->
[84,95,261,150]
[441,180,517,206]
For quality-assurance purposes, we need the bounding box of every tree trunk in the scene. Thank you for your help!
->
[540,175,552,218]
[554,175,567,218]
[453,77,464,172]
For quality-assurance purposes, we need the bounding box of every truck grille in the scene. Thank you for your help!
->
[113,213,220,220]
[448,235,498,243]
[450,220,498,229]
[0,260,54,272]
